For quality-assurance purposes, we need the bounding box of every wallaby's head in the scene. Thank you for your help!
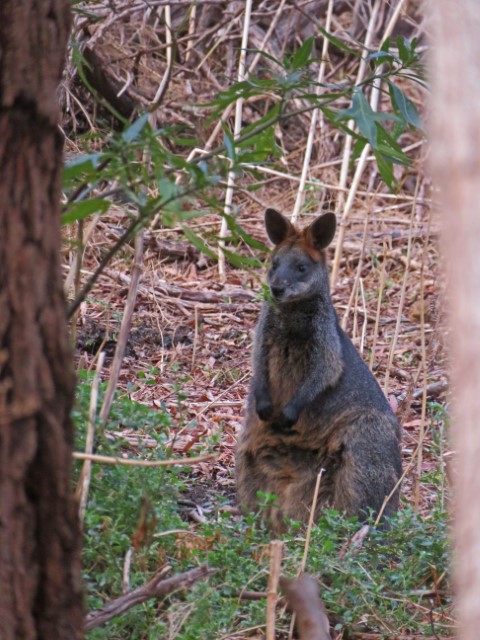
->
[264,208,336,304]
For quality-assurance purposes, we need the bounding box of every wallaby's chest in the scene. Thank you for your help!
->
[267,335,311,399]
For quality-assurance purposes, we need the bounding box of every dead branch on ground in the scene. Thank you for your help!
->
[85,564,215,631]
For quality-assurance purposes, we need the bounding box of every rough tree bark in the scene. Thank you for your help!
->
[429,2,480,639]
[0,1,83,639]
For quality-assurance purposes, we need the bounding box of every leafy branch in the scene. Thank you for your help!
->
[63,31,425,296]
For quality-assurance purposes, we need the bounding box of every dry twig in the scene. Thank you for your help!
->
[332,0,408,285]
[73,451,217,466]
[99,230,144,423]
[219,0,253,278]
[85,564,214,631]
[77,351,105,523]
[266,540,284,640]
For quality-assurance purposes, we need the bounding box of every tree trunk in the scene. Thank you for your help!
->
[429,2,480,639]
[0,2,83,639]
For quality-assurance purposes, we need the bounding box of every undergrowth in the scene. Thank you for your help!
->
[74,376,452,639]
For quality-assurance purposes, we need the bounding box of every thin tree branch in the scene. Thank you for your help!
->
[266,540,284,640]
[67,213,141,317]
[98,230,144,423]
[77,351,105,522]
[85,564,214,631]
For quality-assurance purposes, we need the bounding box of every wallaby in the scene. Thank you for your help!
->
[236,209,402,531]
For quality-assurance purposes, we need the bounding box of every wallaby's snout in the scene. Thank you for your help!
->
[268,247,319,303]
[270,282,286,300]
[269,250,298,302]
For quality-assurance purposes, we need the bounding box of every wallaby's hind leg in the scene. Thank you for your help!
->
[235,447,271,512]
[236,447,288,531]
[238,465,324,532]
[280,472,324,524]
[236,440,325,530]
[331,412,402,523]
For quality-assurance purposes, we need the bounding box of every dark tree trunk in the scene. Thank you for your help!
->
[0,1,83,639]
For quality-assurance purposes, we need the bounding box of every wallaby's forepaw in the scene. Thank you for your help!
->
[256,398,274,421]
[271,404,299,432]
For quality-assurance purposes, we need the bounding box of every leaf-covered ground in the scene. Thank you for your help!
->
[64,2,452,637]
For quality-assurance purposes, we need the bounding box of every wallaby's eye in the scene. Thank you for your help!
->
[297,263,307,274]
[271,258,279,271]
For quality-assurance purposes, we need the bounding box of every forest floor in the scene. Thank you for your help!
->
[73,194,446,517]
[70,182,450,639]
[64,2,452,637]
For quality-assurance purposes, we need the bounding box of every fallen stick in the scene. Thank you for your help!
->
[397,380,449,403]
[73,451,216,467]
[338,524,370,561]
[85,564,214,631]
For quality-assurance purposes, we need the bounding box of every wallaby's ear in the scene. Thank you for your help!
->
[265,208,295,245]
[306,212,336,251]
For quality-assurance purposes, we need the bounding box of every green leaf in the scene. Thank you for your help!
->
[380,37,391,53]
[206,78,277,113]
[71,43,92,84]
[174,209,210,222]
[388,81,423,130]
[397,36,412,65]
[315,23,359,57]
[376,142,409,166]
[222,247,263,269]
[351,137,368,165]
[366,50,399,67]
[238,127,282,163]
[181,226,217,260]
[63,153,103,181]
[246,48,283,69]
[337,89,403,150]
[223,130,237,163]
[373,150,397,191]
[123,187,148,208]
[223,214,268,252]
[371,120,413,190]
[168,136,198,148]
[122,114,150,143]
[237,103,281,143]
[61,198,110,225]
[158,177,179,205]
[375,125,410,166]
[289,37,314,70]
[323,107,365,142]
[338,89,378,147]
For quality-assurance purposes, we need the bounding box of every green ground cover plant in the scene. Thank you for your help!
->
[74,379,451,639]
